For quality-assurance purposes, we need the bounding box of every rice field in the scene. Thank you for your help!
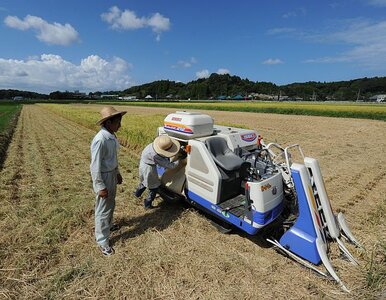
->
[101,101,386,121]
[40,103,166,150]
[0,103,385,299]
[39,103,247,150]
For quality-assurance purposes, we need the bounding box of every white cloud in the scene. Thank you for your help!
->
[216,68,230,75]
[282,8,306,19]
[147,12,170,33]
[4,15,79,46]
[173,57,197,68]
[101,6,145,30]
[262,58,283,65]
[266,27,296,35]
[0,54,133,93]
[304,20,386,68]
[283,8,306,18]
[329,20,386,44]
[365,0,386,6]
[101,6,170,41]
[268,19,386,70]
[329,2,341,8]
[196,69,210,79]
[195,68,229,79]
[282,11,297,18]
[304,57,349,64]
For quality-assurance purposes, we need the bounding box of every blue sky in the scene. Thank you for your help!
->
[1,0,386,93]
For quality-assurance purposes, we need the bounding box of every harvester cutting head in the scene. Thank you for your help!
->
[265,145,363,292]
[158,111,363,292]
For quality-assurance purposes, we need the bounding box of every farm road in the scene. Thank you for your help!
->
[0,104,385,299]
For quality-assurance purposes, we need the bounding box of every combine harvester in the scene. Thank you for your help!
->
[157,111,362,292]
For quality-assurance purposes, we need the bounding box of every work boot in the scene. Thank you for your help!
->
[134,184,146,198]
[144,188,157,209]
[144,199,155,209]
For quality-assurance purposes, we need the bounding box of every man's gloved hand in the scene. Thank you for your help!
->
[170,154,179,162]
[178,146,187,159]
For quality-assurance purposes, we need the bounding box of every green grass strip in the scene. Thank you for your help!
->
[0,103,22,169]
[0,103,22,133]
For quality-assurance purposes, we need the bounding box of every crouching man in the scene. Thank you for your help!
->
[90,106,126,256]
[134,135,180,209]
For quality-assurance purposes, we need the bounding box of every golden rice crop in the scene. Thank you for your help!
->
[39,103,165,150]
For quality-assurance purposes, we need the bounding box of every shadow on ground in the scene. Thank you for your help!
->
[111,199,188,244]
[111,195,277,250]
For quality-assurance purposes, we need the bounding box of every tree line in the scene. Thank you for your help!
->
[122,74,386,101]
[0,89,48,100]
[1,74,385,101]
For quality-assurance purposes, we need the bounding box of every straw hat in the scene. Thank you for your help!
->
[96,106,127,125]
[153,135,180,158]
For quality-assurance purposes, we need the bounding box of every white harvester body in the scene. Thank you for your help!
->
[156,111,362,292]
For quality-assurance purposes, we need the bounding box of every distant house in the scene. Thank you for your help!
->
[118,96,137,100]
[73,91,86,98]
[13,96,23,101]
[144,95,153,99]
[370,94,386,102]
[250,93,276,100]
[292,97,303,101]
[278,95,289,101]
[101,94,118,99]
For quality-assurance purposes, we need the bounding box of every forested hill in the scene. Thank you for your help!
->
[1,74,385,101]
[123,74,386,101]
[0,89,48,100]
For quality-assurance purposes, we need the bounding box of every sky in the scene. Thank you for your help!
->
[1,0,386,94]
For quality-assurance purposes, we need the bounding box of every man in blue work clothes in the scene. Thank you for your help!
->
[90,106,126,256]
[134,135,180,209]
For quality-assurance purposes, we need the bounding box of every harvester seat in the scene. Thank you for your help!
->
[205,137,244,172]
[206,137,244,202]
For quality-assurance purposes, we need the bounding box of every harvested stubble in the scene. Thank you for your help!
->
[0,104,384,299]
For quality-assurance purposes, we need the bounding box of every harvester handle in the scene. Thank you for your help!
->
[265,143,285,163]
[266,143,285,153]
[284,144,305,176]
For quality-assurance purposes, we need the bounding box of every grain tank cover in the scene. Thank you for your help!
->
[164,111,214,139]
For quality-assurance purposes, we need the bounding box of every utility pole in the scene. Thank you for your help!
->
[311,90,316,101]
